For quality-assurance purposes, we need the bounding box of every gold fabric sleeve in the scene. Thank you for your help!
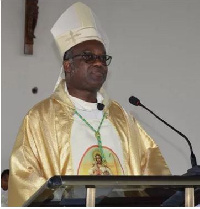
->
[8,96,75,206]
[136,121,171,175]
[8,115,47,206]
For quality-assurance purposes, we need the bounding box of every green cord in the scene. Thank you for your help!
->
[74,110,107,164]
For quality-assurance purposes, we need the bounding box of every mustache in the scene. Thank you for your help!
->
[89,65,107,75]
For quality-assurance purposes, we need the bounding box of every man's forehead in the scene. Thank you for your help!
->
[72,40,106,53]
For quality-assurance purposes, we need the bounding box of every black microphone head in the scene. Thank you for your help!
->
[97,103,105,111]
[129,96,141,106]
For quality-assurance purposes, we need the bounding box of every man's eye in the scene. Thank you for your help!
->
[101,55,107,61]
[83,54,94,60]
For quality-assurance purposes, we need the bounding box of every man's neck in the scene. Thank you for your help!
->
[67,87,97,103]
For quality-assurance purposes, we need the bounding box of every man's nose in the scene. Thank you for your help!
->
[93,58,108,71]
[93,57,104,66]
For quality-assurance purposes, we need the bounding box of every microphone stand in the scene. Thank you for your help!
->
[140,103,197,168]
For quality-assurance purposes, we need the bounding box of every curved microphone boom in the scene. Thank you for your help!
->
[129,96,197,168]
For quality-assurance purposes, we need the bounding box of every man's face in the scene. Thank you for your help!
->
[1,174,9,191]
[64,40,108,93]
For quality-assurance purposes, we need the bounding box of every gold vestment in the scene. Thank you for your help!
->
[8,80,170,206]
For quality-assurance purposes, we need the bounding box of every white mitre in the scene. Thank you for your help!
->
[51,1,109,59]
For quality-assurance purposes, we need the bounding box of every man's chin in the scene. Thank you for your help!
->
[92,83,104,91]
[88,80,105,91]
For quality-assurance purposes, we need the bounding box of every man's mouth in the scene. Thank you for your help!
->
[92,71,104,77]
[89,67,107,82]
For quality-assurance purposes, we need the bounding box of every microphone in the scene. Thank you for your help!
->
[129,96,197,168]
[97,103,105,111]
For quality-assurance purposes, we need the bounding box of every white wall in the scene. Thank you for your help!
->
[1,0,200,175]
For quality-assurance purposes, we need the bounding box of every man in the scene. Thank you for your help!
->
[8,2,170,206]
[1,169,9,207]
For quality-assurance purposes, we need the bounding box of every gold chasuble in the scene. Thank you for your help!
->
[8,80,170,206]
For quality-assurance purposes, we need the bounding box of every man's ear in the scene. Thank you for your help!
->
[63,61,71,73]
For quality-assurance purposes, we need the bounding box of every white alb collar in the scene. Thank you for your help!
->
[64,84,103,111]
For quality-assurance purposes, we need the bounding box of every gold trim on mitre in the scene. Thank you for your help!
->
[55,27,104,58]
